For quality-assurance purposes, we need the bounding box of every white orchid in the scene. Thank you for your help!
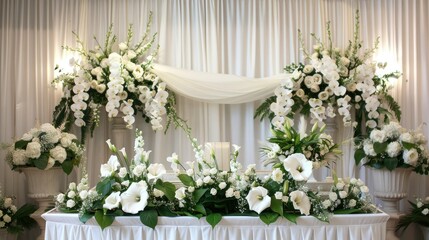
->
[120,181,149,214]
[246,186,271,214]
[283,153,313,181]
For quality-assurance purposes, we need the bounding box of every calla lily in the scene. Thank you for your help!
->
[147,163,166,181]
[283,153,313,181]
[120,181,149,214]
[246,186,271,214]
[289,190,311,215]
[100,155,120,177]
[103,191,121,210]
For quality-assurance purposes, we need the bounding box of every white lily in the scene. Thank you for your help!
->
[103,191,121,210]
[147,163,167,181]
[246,186,271,214]
[283,153,313,181]
[289,190,311,215]
[120,181,149,214]
[100,155,120,177]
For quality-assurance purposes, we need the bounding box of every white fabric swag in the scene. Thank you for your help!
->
[152,64,288,104]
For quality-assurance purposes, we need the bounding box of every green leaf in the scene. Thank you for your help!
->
[193,188,208,203]
[79,212,94,223]
[96,178,114,197]
[206,213,222,228]
[154,180,176,201]
[270,197,283,216]
[401,141,414,150]
[33,153,49,170]
[14,140,29,149]
[95,210,115,230]
[178,174,195,186]
[157,206,177,217]
[284,212,299,224]
[373,142,388,154]
[12,204,38,231]
[354,148,366,165]
[140,209,158,229]
[259,212,279,225]
[62,160,74,175]
[263,179,281,194]
[334,208,363,214]
[385,157,399,171]
[194,203,206,215]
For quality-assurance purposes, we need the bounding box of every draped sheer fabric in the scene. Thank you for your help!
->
[1,1,429,239]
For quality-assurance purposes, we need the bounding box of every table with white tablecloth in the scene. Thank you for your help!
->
[42,210,389,240]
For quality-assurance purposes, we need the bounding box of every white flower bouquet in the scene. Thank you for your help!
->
[55,175,91,212]
[397,196,429,232]
[52,13,172,142]
[5,123,84,175]
[256,11,401,139]
[0,189,37,234]
[354,121,429,174]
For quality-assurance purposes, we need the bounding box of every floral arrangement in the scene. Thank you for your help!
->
[0,189,37,234]
[255,11,401,139]
[397,196,429,232]
[262,116,341,169]
[52,13,173,142]
[56,127,375,229]
[354,121,429,174]
[4,123,84,175]
[55,175,90,212]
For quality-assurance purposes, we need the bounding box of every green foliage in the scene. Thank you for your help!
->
[178,174,195,187]
[140,209,158,229]
[283,212,299,224]
[254,96,276,121]
[259,212,279,225]
[95,210,115,230]
[206,213,222,228]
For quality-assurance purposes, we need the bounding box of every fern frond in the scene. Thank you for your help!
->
[383,93,402,121]
[254,96,276,121]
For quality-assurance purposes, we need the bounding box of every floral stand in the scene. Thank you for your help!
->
[21,167,65,240]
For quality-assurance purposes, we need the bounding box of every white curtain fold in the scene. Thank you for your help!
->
[152,63,287,104]
[1,1,429,239]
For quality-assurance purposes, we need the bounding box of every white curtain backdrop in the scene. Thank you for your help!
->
[1,0,429,239]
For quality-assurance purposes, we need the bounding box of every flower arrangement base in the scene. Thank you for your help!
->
[420,225,429,240]
[368,167,412,240]
[0,229,18,240]
[21,167,65,240]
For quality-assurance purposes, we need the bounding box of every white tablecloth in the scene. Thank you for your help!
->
[42,210,389,240]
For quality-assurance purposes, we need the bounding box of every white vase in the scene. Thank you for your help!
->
[0,229,18,240]
[420,225,429,240]
[20,167,66,240]
[368,167,412,240]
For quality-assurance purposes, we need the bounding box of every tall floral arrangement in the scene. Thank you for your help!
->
[255,11,401,139]
[4,123,84,175]
[354,121,429,174]
[52,13,173,142]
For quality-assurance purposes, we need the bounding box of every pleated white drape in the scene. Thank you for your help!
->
[1,1,429,239]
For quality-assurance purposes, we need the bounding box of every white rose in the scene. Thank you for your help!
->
[303,65,314,74]
[329,192,338,201]
[387,141,402,157]
[322,199,331,209]
[4,198,12,208]
[271,168,284,183]
[56,193,65,203]
[3,215,11,223]
[274,192,283,200]
[132,165,146,177]
[25,141,42,159]
[403,148,419,166]
[370,129,387,143]
[118,42,128,51]
[153,189,165,198]
[66,199,76,208]
[67,191,76,198]
[218,182,227,190]
[336,182,345,190]
[203,176,211,184]
[79,190,89,200]
[422,208,429,215]
[118,167,128,178]
[225,188,234,198]
[400,132,415,144]
[50,146,67,163]
[360,186,369,193]
[0,222,4,228]
[210,188,217,195]
[187,186,195,193]
[348,199,357,207]
[339,191,348,199]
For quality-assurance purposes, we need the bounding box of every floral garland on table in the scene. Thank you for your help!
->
[4,123,84,175]
[354,121,429,174]
[0,188,37,234]
[397,196,429,232]
[55,125,375,229]
[255,11,401,139]
[52,13,173,142]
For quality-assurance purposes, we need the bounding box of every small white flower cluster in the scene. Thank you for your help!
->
[55,175,93,211]
[321,177,371,212]
[54,20,170,132]
[415,197,429,216]
[357,121,429,173]
[7,123,83,173]
[0,191,17,229]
